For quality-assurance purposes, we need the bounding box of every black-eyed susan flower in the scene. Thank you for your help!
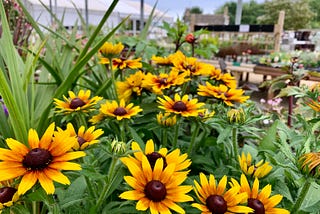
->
[0,181,19,210]
[171,51,212,77]
[192,173,253,214]
[143,69,189,95]
[99,99,142,121]
[64,123,104,150]
[299,152,320,176]
[231,174,290,214]
[99,42,124,63]
[151,55,173,66]
[120,155,193,214]
[157,93,205,117]
[116,71,146,101]
[156,112,177,127]
[54,90,102,114]
[198,83,249,106]
[122,139,191,172]
[112,57,142,70]
[218,73,237,89]
[0,123,85,195]
[239,152,272,179]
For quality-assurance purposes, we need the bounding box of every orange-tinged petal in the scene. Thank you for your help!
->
[44,168,70,185]
[119,190,145,200]
[38,171,55,194]
[145,139,155,154]
[142,155,152,182]
[49,162,82,170]
[162,199,185,214]
[152,157,164,181]
[216,175,227,195]
[53,151,86,161]
[0,167,27,181]
[18,171,38,195]
[39,123,55,149]
[28,129,40,149]
[136,197,150,211]
[160,163,175,184]
[5,138,29,156]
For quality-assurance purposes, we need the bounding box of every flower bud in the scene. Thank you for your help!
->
[185,33,196,44]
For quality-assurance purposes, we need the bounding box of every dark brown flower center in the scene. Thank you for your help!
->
[0,187,17,204]
[77,136,87,147]
[113,107,127,116]
[206,195,227,214]
[146,152,167,170]
[172,101,187,112]
[70,98,86,109]
[248,198,265,214]
[23,148,52,170]
[144,180,166,202]
[158,78,168,85]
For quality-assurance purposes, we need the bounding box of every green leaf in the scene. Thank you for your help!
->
[259,120,278,151]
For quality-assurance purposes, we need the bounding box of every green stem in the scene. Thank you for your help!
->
[232,127,239,159]
[93,156,118,212]
[119,120,126,142]
[109,57,118,101]
[172,118,181,148]
[187,122,200,155]
[291,179,312,213]
[161,128,168,148]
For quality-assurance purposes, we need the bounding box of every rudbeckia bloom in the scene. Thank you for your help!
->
[156,112,177,127]
[231,174,290,214]
[171,51,212,77]
[157,93,205,117]
[198,83,249,106]
[239,152,272,179]
[64,123,104,150]
[116,71,146,101]
[99,99,142,121]
[122,139,191,172]
[151,55,173,66]
[54,90,102,114]
[0,123,86,195]
[143,69,189,95]
[299,152,320,176]
[112,57,142,70]
[0,181,19,210]
[99,42,124,63]
[120,155,193,214]
[192,173,253,214]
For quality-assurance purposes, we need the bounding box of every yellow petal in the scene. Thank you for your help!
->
[135,197,150,211]
[38,171,55,194]
[28,129,40,149]
[49,162,82,170]
[18,171,38,195]
[145,139,155,154]
[216,175,227,195]
[44,168,70,185]
[39,123,55,149]
[53,151,86,162]
[119,190,145,200]
[142,155,152,182]
[5,138,29,156]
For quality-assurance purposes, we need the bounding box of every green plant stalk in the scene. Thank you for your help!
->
[291,179,312,213]
[119,120,126,142]
[173,118,181,148]
[161,128,168,148]
[93,156,118,212]
[232,127,239,159]
[109,57,118,101]
[187,122,200,155]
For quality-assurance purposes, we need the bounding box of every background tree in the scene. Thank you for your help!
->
[258,0,314,30]
[309,0,320,28]
[215,1,264,24]
[189,6,203,14]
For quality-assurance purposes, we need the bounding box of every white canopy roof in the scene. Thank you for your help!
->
[25,0,172,19]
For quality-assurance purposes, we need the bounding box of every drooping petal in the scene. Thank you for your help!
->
[18,171,38,195]
[38,171,55,194]
[44,168,70,185]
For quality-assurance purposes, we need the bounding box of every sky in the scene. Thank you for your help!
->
[142,0,265,19]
